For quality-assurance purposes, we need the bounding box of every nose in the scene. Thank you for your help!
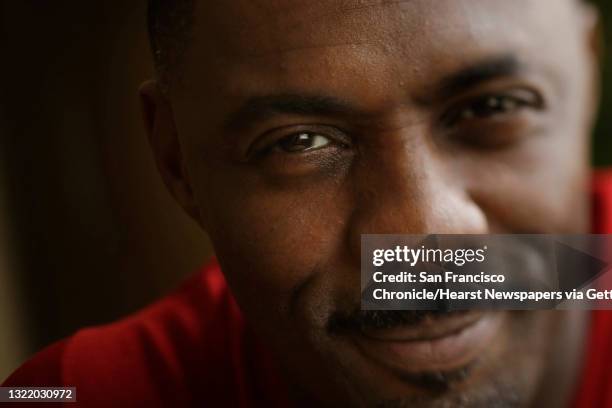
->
[347,133,489,256]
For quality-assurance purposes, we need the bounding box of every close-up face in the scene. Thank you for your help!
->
[143,0,599,406]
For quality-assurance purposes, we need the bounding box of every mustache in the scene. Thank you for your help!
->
[327,309,466,334]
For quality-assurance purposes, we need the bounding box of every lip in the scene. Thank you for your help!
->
[353,312,503,374]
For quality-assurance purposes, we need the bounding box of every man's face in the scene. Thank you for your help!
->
[146,0,598,406]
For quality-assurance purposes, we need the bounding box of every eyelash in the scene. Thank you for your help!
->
[441,89,544,127]
[250,127,350,159]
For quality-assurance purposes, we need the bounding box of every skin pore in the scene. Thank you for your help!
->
[141,0,600,406]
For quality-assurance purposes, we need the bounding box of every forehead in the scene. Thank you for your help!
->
[196,0,572,52]
[176,0,583,113]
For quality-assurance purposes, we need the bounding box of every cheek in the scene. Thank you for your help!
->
[464,135,590,233]
[198,172,351,317]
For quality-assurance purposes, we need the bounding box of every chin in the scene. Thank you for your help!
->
[300,310,554,407]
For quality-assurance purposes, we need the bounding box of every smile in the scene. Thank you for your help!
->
[352,312,504,376]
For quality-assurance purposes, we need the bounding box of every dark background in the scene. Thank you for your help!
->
[0,1,212,379]
[594,0,612,166]
[0,1,611,379]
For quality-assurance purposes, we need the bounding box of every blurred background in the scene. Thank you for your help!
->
[0,1,611,380]
[0,1,212,380]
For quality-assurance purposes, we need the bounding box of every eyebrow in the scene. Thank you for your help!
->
[223,94,359,132]
[223,54,524,131]
[429,55,524,102]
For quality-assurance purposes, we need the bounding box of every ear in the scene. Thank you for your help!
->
[581,2,603,64]
[139,80,200,222]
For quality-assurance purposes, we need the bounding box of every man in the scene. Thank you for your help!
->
[4,0,611,406]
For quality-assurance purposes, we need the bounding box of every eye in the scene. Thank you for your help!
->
[246,127,353,178]
[246,125,352,161]
[442,89,543,127]
[274,132,332,153]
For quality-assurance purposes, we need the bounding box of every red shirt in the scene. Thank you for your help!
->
[4,170,612,408]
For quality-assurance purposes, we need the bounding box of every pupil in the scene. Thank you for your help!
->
[281,133,313,152]
[296,133,311,144]
[475,97,506,116]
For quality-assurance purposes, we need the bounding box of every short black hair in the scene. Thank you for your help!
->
[147,0,195,89]
[146,0,590,88]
